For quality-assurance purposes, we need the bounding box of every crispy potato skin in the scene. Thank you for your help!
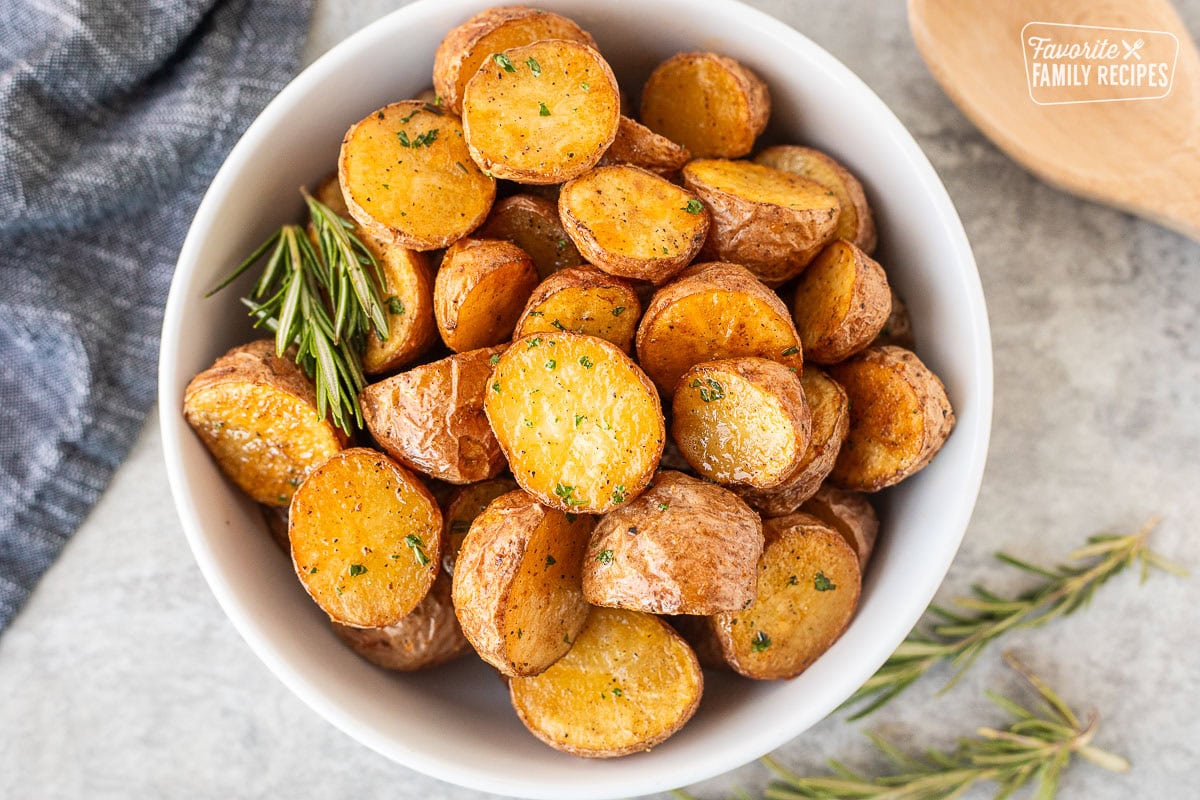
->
[360,346,507,484]
[755,145,877,253]
[463,40,620,184]
[640,52,769,158]
[801,484,879,570]
[290,448,442,628]
[451,490,593,676]
[477,194,584,279]
[442,477,519,576]
[736,367,849,516]
[583,470,763,614]
[635,262,804,394]
[829,346,955,492]
[672,358,810,489]
[339,101,495,250]
[559,165,709,284]
[365,244,438,373]
[513,267,642,352]
[433,6,596,114]
[435,238,539,352]
[792,239,891,364]
[184,340,345,506]
[683,159,840,287]
[510,606,703,757]
[485,332,665,514]
[260,504,290,552]
[331,569,470,670]
[667,614,730,670]
[712,513,861,679]
[873,288,916,349]
[598,116,691,176]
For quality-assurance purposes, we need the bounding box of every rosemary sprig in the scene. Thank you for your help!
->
[762,653,1130,800]
[844,517,1187,720]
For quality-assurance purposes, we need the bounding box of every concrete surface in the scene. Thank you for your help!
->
[2,1,1198,798]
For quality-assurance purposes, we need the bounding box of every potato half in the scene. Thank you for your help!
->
[683,158,840,286]
[451,490,593,676]
[636,262,804,394]
[801,485,879,570]
[462,40,620,184]
[640,51,769,158]
[510,606,703,757]
[513,267,642,353]
[582,470,763,614]
[598,115,691,176]
[442,476,519,576]
[339,101,495,250]
[829,346,955,492]
[792,239,891,364]
[755,145,877,253]
[477,194,585,279]
[873,288,916,349]
[671,358,811,489]
[559,164,710,284]
[184,340,344,506]
[484,332,665,514]
[434,238,539,352]
[290,448,442,628]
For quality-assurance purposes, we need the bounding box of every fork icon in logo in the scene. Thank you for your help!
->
[1122,38,1145,59]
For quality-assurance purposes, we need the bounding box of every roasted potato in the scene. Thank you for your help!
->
[792,239,891,365]
[510,606,703,757]
[442,477,520,575]
[184,340,345,506]
[672,358,810,489]
[433,6,597,114]
[312,173,354,219]
[290,448,442,628]
[829,346,955,492]
[640,52,769,158]
[682,158,840,286]
[339,101,496,250]
[452,490,593,676]
[755,145,877,253]
[873,288,916,349]
[599,115,691,176]
[711,513,861,679]
[582,470,763,614]
[513,267,642,352]
[635,262,804,394]
[736,367,849,517]
[331,569,470,670]
[260,504,290,552]
[462,40,620,184]
[360,346,507,485]
[801,485,879,569]
[558,164,709,284]
[434,238,539,352]
[484,332,665,514]
[477,194,585,279]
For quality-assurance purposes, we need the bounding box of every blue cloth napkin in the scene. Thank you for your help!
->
[0,0,315,632]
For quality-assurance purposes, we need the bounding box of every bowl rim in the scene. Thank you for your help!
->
[158,0,993,796]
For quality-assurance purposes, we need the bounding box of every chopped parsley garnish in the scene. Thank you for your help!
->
[545,358,556,369]
[683,199,704,214]
[421,102,443,116]
[404,534,431,566]
[751,630,772,652]
[580,81,590,91]
[517,628,523,639]
[545,555,557,568]
[526,336,543,349]
[550,319,566,331]
[579,355,594,369]
[489,353,501,365]
[787,574,799,586]
[528,310,544,317]
[611,484,626,504]
[526,57,542,76]
[492,381,501,393]
[385,296,405,315]
[814,571,836,591]
[781,345,801,357]
[657,502,670,511]
[398,128,439,148]
[493,53,516,73]
[554,483,586,506]
[612,687,623,697]
[524,419,534,428]
[538,102,551,116]
[575,414,586,427]
[690,377,725,402]
[348,564,367,577]
[308,567,318,574]
[556,238,568,250]
[612,306,626,316]
[455,161,469,174]
[597,549,614,564]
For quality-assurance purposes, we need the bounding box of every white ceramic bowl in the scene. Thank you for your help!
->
[159,1,992,796]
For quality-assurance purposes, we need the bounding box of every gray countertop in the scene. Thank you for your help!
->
[2,1,1198,797]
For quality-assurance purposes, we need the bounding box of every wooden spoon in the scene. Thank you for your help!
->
[909,0,1200,241]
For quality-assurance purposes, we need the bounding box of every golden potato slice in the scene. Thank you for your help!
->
[442,477,519,575]
[558,164,709,284]
[510,606,703,757]
[711,513,861,679]
[829,346,955,492]
[801,484,879,569]
[582,470,763,614]
[462,40,620,184]
[433,6,596,114]
[184,340,345,506]
[477,194,585,279]
[682,158,840,286]
[736,367,849,517]
[360,346,507,485]
[598,116,691,176]
[513,267,641,352]
[873,288,916,349]
[755,145,877,253]
[635,262,803,394]
[640,52,769,158]
[331,569,470,671]
[484,332,665,514]
[671,357,811,489]
[290,448,442,628]
[792,239,891,364]
[452,490,593,676]
[364,244,438,373]
[434,238,539,352]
